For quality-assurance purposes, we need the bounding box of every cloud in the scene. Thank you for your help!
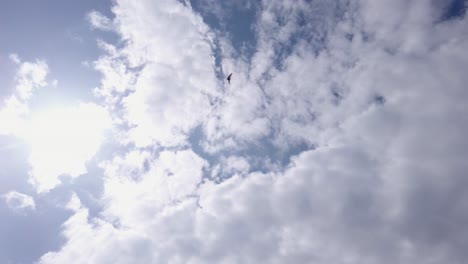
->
[15,59,49,101]
[93,0,219,147]
[87,11,114,31]
[2,191,36,211]
[0,57,111,193]
[65,192,82,212]
[211,155,251,181]
[9,53,21,64]
[101,149,207,227]
[0,58,49,136]
[39,149,207,264]
[37,0,468,263]
[24,103,111,193]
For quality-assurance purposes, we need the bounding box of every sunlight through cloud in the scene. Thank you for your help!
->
[23,103,111,193]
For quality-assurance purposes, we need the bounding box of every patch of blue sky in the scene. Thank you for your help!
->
[0,58,17,100]
[0,150,72,264]
[0,203,70,264]
[0,136,34,199]
[238,137,314,172]
[188,125,313,181]
[0,0,116,105]
[440,0,466,21]
[190,1,259,61]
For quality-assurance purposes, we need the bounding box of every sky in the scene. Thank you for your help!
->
[0,0,468,263]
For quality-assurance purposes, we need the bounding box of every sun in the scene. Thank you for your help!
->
[21,103,111,192]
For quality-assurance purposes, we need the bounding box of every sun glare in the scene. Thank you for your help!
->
[21,103,111,192]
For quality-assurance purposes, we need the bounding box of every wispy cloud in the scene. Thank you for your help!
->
[0,58,48,136]
[87,10,114,31]
[2,191,36,212]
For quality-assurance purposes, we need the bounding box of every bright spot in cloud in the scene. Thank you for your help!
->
[22,103,111,193]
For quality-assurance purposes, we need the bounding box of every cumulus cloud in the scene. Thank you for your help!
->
[101,149,207,227]
[93,0,219,147]
[37,0,468,263]
[2,191,36,212]
[39,149,207,263]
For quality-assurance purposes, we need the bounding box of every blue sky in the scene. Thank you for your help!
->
[0,0,114,105]
[1,0,468,263]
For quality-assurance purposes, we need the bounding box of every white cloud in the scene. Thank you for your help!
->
[87,10,114,31]
[9,53,21,64]
[99,149,151,181]
[211,155,251,180]
[0,57,112,193]
[39,202,151,264]
[39,149,207,263]
[201,72,271,152]
[0,59,49,136]
[101,149,207,228]
[66,192,82,212]
[2,191,36,211]
[93,0,219,147]
[37,138,468,263]
[15,60,49,101]
[222,155,250,175]
[37,0,468,263]
[24,103,111,193]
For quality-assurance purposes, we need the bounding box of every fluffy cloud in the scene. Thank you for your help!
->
[92,0,219,147]
[101,149,207,227]
[39,149,207,264]
[2,190,36,212]
[0,57,48,136]
[38,0,468,263]
[25,103,111,193]
[14,59,49,101]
